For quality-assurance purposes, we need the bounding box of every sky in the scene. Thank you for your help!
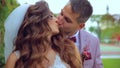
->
[17,0,120,15]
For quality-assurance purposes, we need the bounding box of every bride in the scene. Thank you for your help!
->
[4,0,82,68]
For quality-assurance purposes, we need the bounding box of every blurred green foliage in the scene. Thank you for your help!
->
[101,26,120,40]
[0,0,19,67]
[90,14,120,42]
[0,44,4,68]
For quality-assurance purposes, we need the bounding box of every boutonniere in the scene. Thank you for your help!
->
[82,45,92,62]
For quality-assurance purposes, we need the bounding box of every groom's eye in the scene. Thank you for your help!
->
[64,17,72,23]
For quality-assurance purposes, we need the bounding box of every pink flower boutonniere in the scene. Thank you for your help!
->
[82,45,92,62]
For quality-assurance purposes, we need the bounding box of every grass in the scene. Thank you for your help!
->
[102,58,120,68]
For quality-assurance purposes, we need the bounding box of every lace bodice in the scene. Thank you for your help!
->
[14,51,70,68]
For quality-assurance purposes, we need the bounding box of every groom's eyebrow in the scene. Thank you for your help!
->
[61,10,72,23]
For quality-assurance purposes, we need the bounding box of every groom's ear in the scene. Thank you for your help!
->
[79,23,85,29]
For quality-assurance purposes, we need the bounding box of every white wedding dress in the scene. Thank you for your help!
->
[14,51,70,68]
[50,54,70,68]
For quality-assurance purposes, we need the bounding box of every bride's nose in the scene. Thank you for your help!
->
[57,15,64,25]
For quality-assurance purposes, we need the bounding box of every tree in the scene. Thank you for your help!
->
[0,0,19,43]
[89,26,97,34]
[0,0,19,67]
[90,14,116,41]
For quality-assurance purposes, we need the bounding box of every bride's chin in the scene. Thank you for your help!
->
[53,30,60,35]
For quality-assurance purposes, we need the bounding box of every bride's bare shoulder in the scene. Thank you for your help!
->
[5,52,18,68]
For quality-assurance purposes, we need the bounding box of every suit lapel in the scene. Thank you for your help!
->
[80,30,87,52]
[80,30,93,68]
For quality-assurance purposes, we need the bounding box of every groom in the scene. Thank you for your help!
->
[57,0,103,68]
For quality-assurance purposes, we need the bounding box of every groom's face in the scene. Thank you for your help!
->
[57,4,80,35]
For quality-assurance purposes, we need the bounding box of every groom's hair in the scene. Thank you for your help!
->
[70,0,93,23]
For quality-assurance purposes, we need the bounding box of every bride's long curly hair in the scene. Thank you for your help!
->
[14,1,82,68]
